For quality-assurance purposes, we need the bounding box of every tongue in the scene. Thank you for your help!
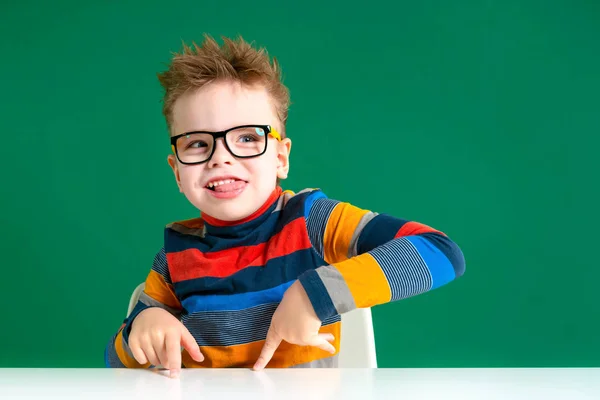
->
[213,180,246,192]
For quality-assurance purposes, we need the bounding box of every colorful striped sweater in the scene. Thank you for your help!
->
[105,186,465,368]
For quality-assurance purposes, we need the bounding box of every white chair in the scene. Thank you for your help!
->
[338,306,378,368]
[127,283,377,368]
[127,283,145,319]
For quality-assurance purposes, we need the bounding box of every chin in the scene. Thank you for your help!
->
[190,189,267,222]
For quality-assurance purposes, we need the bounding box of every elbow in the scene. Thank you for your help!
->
[104,345,112,368]
[451,243,466,279]
[419,232,465,282]
[441,236,465,281]
[105,335,126,368]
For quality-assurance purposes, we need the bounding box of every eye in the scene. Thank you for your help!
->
[238,134,258,143]
[187,140,209,149]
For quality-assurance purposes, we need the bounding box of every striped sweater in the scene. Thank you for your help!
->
[105,186,465,368]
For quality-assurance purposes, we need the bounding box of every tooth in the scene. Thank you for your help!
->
[218,181,224,185]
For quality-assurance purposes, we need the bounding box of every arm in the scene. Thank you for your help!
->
[105,247,183,368]
[299,193,465,321]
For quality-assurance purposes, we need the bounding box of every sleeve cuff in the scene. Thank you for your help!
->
[122,302,154,344]
[298,269,338,321]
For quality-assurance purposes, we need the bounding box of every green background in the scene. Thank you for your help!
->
[1,0,598,368]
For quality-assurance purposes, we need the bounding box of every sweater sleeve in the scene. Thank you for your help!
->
[299,192,466,321]
[104,247,183,368]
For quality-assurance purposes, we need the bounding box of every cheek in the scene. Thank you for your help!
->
[178,165,203,189]
[247,158,278,187]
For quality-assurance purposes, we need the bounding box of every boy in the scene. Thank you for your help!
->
[105,34,465,377]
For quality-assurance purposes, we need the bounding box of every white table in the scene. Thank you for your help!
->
[1,368,599,399]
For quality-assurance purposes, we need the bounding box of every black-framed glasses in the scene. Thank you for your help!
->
[170,124,282,165]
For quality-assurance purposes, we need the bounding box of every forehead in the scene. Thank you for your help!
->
[171,80,278,135]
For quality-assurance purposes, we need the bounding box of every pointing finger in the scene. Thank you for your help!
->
[165,332,182,378]
[253,326,282,371]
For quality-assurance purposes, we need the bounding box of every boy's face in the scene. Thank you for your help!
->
[167,80,291,221]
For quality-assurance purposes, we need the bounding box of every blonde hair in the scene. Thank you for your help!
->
[157,34,290,136]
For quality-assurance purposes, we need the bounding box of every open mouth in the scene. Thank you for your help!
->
[205,178,246,191]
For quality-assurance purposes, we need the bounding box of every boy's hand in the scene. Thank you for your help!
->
[253,280,336,370]
[128,307,204,378]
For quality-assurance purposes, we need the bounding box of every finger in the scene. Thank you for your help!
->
[165,332,182,378]
[180,325,204,363]
[142,343,160,367]
[141,338,161,367]
[323,333,335,343]
[305,334,336,354]
[155,337,169,370]
[253,327,282,371]
[128,337,148,365]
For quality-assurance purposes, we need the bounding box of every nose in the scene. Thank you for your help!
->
[208,138,235,168]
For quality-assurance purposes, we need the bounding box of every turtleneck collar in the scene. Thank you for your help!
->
[201,186,283,238]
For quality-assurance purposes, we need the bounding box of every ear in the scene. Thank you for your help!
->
[276,138,292,180]
[167,154,183,192]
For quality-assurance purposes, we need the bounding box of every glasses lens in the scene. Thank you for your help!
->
[226,126,267,157]
[175,133,214,163]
